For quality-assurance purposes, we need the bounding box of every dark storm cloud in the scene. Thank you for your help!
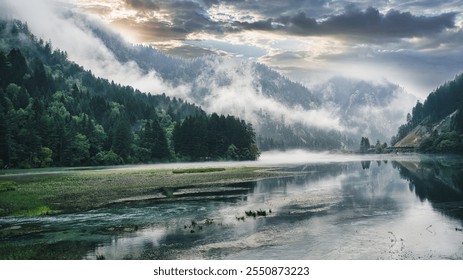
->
[168,1,221,33]
[117,0,228,42]
[222,0,331,18]
[238,7,457,39]
[121,1,458,42]
[124,0,159,10]
[319,7,457,37]
[122,0,324,37]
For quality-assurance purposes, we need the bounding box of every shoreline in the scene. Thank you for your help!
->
[0,167,289,218]
[2,152,457,218]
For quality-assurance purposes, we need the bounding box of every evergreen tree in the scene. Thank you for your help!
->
[360,137,370,153]
[0,103,9,167]
[6,48,28,85]
[0,51,7,88]
[111,118,132,162]
[138,118,170,161]
[150,118,170,159]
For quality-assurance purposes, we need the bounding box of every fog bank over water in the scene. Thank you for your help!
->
[102,150,422,173]
[257,150,420,165]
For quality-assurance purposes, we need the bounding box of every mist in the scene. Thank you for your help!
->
[1,0,188,96]
[0,0,416,144]
[194,57,347,132]
[258,149,420,165]
[1,0,348,132]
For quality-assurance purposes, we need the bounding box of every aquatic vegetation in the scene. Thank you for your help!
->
[245,209,271,218]
[183,218,216,233]
[172,168,226,174]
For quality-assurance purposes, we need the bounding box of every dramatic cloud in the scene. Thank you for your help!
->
[236,7,457,40]
[83,1,459,43]
[3,0,463,100]
[124,0,159,10]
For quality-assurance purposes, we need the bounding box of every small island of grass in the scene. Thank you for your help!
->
[172,168,226,174]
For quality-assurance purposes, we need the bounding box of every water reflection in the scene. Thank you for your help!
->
[1,155,463,260]
[361,161,371,169]
[393,157,463,221]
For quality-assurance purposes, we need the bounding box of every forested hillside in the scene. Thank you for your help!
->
[0,20,258,168]
[86,20,416,150]
[391,74,463,152]
[85,19,348,151]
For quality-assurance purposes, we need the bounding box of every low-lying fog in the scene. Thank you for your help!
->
[108,150,421,172]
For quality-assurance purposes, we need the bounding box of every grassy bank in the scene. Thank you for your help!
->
[0,167,276,217]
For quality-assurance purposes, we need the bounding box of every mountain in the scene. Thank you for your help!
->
[314,77,417,146]
[1,9,416,152]
[0,19,259,168]
[84,17,416,150]
[391,74,463,153]
[86,21,339,150]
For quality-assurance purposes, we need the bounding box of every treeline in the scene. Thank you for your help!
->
[173,113,259,161]
[391,73,463,152]
[0,20,258,168]
[359,137,388,154]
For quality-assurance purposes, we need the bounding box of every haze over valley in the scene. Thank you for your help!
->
[3,0,461,150]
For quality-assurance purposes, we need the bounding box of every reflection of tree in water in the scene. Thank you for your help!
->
[339,161,402,214]
[392,159,463,222]
[361,161,371,170]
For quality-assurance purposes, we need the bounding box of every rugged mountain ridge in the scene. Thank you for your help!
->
[392,74,463,152]
[84,17,416,150]
[315,77,416,145]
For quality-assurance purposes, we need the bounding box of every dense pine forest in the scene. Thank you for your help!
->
[391,73,463,152]
[0,20,259,168]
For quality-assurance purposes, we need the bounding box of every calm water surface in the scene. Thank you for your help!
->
[1,153,463,259]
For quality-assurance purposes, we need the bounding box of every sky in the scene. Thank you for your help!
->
[67,0,463,99]
[2,0,463,99]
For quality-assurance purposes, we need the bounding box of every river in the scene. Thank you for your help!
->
[1,152,463,259]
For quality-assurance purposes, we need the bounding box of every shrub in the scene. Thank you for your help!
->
[0,181,17,192]
[93,150,123,165]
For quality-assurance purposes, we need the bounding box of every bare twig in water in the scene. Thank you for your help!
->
[388,231,397,248]
[426,225,433,234]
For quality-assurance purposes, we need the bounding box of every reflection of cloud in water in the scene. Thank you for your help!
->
[94,158,463,259]
[5,155,463,260]
[92,228,167,260]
